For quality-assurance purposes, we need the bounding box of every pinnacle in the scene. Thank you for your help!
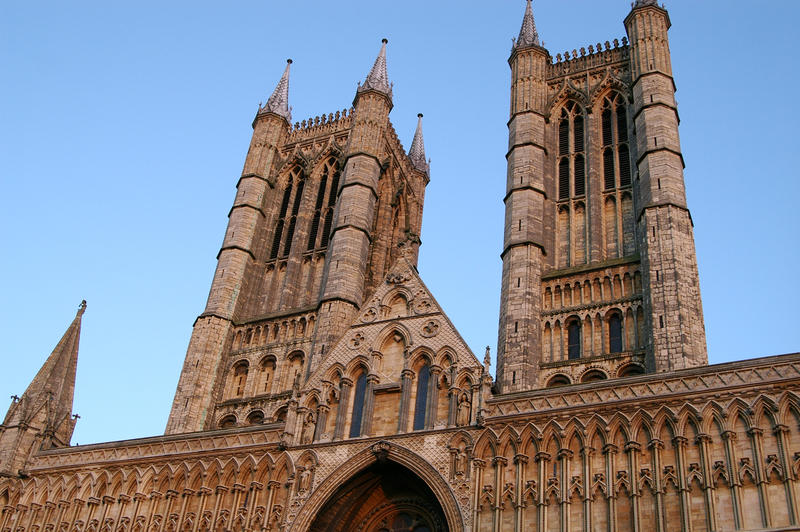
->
[359,38,392,98]
[408,113,429,174]
[514,0,540,50]
[261,59,292,121]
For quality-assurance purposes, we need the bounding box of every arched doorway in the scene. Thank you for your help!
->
[309,461,447,532]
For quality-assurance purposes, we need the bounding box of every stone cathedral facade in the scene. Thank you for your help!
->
[3,2,800,531]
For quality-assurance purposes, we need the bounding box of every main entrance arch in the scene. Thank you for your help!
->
[310,461,445,531]
[292,442,463,532]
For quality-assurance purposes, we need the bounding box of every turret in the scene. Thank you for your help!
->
[0,301,84,477]
[496,0,550,392]
[313,40,393,370]
[165,61,293,434]
[625,2,707,371]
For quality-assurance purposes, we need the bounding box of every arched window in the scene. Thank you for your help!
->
[413,362,430,431]
[600,94,631,191]
[349,371,368,438]
[219,415,237,429]
[556,102,585,201]
[307,157,340,250]
[259,357,275,395]
[270,170,296,259]
[608,312,623,353]
[618,364,645,378]
[232,361,249,397]
[581,370,608,383]
[283,174,305,255]
[246,410,264,425]
[546,374,571,387]
[567,319,581,360]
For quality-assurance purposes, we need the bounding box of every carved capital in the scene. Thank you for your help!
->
[773,424,790,436]
[624,441,641,453]
[648,438,664,450]
[695,433,712,445]
[514,454,530,465]
[603,443,619,455]
[493,456,508,467]
[557,449,574,461]
[534,452,551,463]
[747,427,764,438]
[721,430,737,442]
[672,436,688,448]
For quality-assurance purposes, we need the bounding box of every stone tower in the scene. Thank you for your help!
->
[496,0,707,392]
[0,302,83,477]
[166,42,429,434]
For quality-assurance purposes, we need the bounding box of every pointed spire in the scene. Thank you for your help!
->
[18,301,85,419]
[359,38,392,98]
[633,0,660,6]
[408,113,429,174]
[514,0,540,50]
[261,59,292,121]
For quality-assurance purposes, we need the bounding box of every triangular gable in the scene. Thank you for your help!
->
[304,255,483,392]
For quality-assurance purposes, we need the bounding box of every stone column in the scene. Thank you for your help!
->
[535,452,550,532]
[695,433,717,531]
[514,453,528,532]
[720,430,744,529]
[426,365,442,429]
[558,449,573,531]
[332,378,353,440]
[672,436,691,532]
[748,427,771,528]
[191,488,210,532]
[774,424,800,525]
[648,439,665,532]
[397,370,414,433]
[262,481,280,531]
[447,386,459,427]
[361,374,379,436]
[603,444,618,532]
[581,447,594,532]
[472,459,486,531]
[624,441,641,532]
[313,403,329,442]
[492,457,506,532]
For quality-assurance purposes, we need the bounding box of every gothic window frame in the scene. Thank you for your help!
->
[413,357,432,431]
[557,101,586,201]
[600,93,632,191]
[566,317,582,360]
[230,360,249,398]
[270,166,306,260]
[607,310,624,354]
[307,156,341,251]
[349,368,368,438]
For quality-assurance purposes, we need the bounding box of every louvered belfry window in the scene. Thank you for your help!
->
[557,101,585,201]
[270,170,296,259]
[601,94,632,190]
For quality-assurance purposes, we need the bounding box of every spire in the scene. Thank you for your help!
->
[408,113,429,174]
[261,59,292,121]
[20,301,85,418]
[359,38,392,98]
[3,301,85,447]
[514,0,540,50]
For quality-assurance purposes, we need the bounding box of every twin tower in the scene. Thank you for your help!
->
[165,0,707,435]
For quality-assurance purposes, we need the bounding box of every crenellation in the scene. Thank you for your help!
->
[547,39,629,78]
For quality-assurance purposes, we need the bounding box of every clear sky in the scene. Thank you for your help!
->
[1,1,798,446]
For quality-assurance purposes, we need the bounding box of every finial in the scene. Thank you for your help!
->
[261,60,292,121]
[408,113,429,174]
[514,0,540,51]
[484,346,491,372]
[359,38,392,98]
[77,300,86,314]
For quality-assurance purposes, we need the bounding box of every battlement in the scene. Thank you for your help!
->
[547,37,629,79]
[286,108,354,143]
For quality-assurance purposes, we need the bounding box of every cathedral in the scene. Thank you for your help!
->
[3,1,800,531]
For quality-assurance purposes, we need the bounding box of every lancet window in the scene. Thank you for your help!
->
[413,361,431,431]
[349,370,368,438]
[601,94,632,190]
[557,101,586,201]
[270,167,305,259]
[307,157,341,251]
[567,319,582,360]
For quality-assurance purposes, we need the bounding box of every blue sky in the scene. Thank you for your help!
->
[1,1,798,445]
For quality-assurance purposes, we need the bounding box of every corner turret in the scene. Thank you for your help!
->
[0,301,85,477]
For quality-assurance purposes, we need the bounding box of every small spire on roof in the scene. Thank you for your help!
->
[633,0,660,7]
[408,113,429,174]
[514,0,540,50]
[261,59,292,121]
[359,38,392,98]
